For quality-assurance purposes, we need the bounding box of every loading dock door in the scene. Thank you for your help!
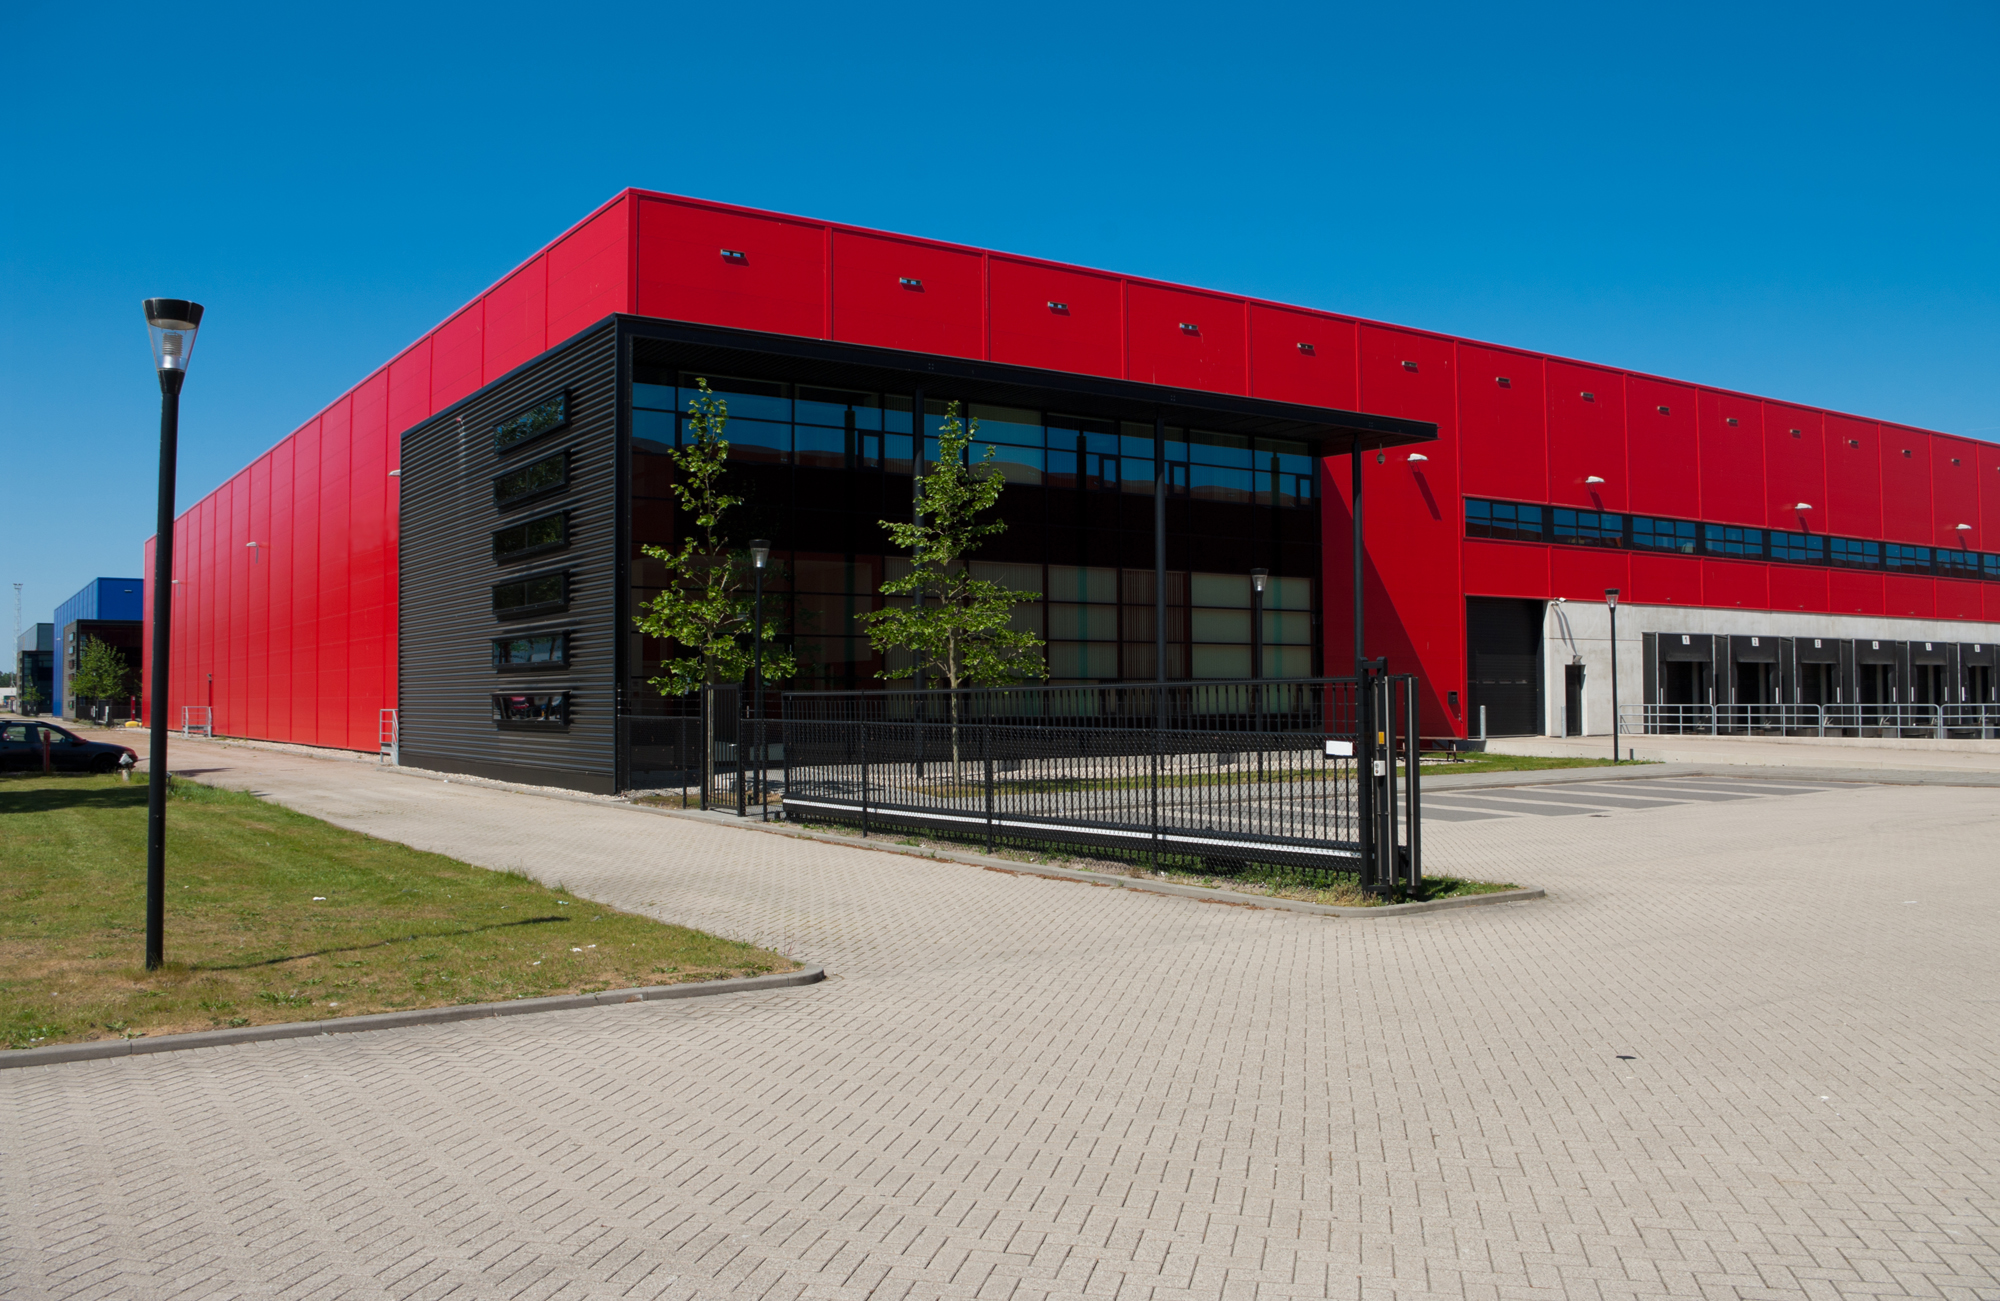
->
[1467,598,1544,736]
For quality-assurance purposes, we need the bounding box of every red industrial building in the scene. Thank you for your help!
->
[145,189,2000,789]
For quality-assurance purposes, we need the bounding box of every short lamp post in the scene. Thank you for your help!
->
[1605,587,1621,762]
[749,540,770,819]
[143,298,203,971]
[1249,569,1268,680]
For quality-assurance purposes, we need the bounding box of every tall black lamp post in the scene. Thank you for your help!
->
[1605,587,1621,763]
[749,540,770,818]
[143,298,203,971]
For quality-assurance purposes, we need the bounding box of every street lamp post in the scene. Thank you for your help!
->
[1605,587,1621,763]
[143,298,203,971]
[750,540,770,819]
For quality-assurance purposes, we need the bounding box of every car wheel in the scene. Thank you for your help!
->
[89,754,116,774]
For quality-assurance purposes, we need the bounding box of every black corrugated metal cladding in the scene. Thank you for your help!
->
[399,322,620,793]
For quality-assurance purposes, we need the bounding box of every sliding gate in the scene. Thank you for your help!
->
[780,673,1423,893]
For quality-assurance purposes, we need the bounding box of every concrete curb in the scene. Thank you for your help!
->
[0,967,826,1070]
[626,801,1544,919]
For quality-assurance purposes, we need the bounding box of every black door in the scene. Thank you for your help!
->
[1564,664,1585,735]
[1467,597,1543,736]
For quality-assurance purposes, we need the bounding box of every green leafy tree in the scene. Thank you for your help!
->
[631,379,797,696]
[68,639,131,716]
[861,403,1045,763]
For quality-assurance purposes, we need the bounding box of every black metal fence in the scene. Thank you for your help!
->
[774,674,1423,892]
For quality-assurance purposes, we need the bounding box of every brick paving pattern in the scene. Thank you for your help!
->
[1,742,1994,1300]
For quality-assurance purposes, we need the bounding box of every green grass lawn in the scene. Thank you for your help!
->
[0,774,796,1051]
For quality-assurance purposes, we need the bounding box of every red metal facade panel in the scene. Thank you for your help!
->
[547,196,633,346]
[831,230,983,359]
[1247,305,1357,410]
[268,437,294,742]
[430,305,484,413]
[318,400,354,750]
[1823,415,1882,539]
[388,343,432,441]
[1346,325,1463,729]
[1697,390,1765,526]
[1546,363,1626,511]
[1550,546,1630,602]
[636,197,826,338]
[1879,426,1934,546]
[1768,564,1829,613]
[1625,377,1700,519]
[1460,540,1550,598]
[1629,553,1703,606]
[1936,579,1982,621]
[291,418,322,747]
[1763,404,1825,533]
[988,257,1123,379]
[483,257,549,380]
[1456,346,1546,503]
[1883,573,1935,617]
[1126,284,1248,394]
[1829,568,1884,615]
[1931,438,1980,548]
[1702,559,1768,609]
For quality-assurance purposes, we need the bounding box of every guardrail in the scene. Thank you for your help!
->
[179,706,212,739]
[1621,701,2000,740]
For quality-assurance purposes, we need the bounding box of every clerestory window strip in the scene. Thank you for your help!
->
[1465,496,1999,581]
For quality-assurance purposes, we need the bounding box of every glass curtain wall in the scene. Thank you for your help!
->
[627,370,1320,709]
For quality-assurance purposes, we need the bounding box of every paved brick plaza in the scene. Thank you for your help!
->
[2,744,1995,1300]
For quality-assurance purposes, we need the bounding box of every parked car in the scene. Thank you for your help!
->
[0,722,137,773]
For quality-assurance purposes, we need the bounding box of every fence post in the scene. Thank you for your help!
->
[1404,677,1422,891]
[1381,673,1399,893]
[982,716,995,855]
[860,719,871,838]
[1150,686,1161,872]
[780,708,790,822]
[736,692,748,819]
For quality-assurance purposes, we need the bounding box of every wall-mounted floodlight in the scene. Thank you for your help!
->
[1297,342,1315,354]
[1956,523,1973,531]
[1407,453,1428,462]
[1795,502,1813,511]
[898,277,922,289]
[388,468,402,477]
[1179,322,1199,334]
[1584,475,1605,484]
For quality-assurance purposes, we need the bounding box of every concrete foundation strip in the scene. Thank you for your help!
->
[1,967,826,1070]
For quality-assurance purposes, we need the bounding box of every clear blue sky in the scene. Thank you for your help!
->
[4,1,1996,632]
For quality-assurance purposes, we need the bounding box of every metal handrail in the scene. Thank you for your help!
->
[180,706,212,739]
[1620,701,1999,740]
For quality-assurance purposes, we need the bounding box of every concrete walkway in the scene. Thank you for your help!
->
[2,738,1995,1300]
[1491,730,2000,777]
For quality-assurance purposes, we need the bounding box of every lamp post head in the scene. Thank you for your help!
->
[749,539,770,569]
[1604,587,1620,610]
[1250,568,1268,594]
[144,299,204,374]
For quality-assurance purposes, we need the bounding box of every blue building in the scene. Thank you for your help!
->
[53,578,144,720]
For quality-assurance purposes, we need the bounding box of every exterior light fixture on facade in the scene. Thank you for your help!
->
[141,297,204,973]
[1407,453,1428,462]
[1795,503,1813,511]
[245,541,265,564]
[1956,523,1973,531]
[1585,475,1605,484]
[388,468,402,477]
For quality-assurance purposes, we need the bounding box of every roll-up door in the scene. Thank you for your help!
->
[1466,597,1544,736]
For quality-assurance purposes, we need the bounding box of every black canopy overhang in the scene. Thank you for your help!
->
[621,315,1438,455]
